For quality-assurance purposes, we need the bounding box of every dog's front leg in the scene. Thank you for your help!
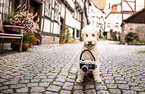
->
[98,63,102,75]
[76,69,85,82]
[93,68,102,83]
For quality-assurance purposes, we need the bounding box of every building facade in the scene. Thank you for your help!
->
[105,3,135,40]
[104,0,145,41]
[122,8,145,44]
[0,0,10,19]
[88,1,105,36]
[41,0,90,44]
[0,0,90,44]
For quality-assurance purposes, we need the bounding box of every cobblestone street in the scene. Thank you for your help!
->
[0,41,145,94]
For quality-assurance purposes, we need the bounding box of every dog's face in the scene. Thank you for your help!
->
[82,25,98,49]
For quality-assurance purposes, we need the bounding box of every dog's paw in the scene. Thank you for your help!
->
[76,78,83,83]
[94,78,102,83]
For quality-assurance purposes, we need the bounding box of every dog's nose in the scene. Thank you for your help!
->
[88,41,92,44]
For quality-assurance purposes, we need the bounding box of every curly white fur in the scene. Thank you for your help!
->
[76,25,102,83]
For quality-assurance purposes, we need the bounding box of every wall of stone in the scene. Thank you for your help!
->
[124,23,145,42]
[41,36,59,44]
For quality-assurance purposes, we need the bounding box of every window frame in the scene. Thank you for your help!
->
[45,0,52,18]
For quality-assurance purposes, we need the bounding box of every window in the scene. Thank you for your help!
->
[116,15,119,19]
[0,0,9,14]
[75,10,77,19]
[73,29,75,38]
[91,9,93,12]
[45,0,51,17]
[98,23,102,25]
[75,10,80,21]
[0,0,3,13]
[54,1,59,21]
[77,11,79,20]
[80,13,81,21]
[107,23,110,28]
[77,30,79,37]
[115,23,119,28]
[130,28,133,30]
[96,24,99,27]
[3,0,9,14]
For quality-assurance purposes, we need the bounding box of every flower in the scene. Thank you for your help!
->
[3,11,40,44]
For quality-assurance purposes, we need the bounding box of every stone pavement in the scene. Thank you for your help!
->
[0,41,145,94]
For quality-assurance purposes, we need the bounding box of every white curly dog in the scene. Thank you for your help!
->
[76,25,102,83]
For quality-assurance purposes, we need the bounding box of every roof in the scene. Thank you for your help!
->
[124,8,145,23]
[90,1,105,13]
[105,3,135,19]
[90,0,106,10]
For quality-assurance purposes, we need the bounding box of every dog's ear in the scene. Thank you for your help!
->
[81,33,84,37]
[81,33,84,40]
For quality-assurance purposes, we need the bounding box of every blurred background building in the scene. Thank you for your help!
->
[1,0,145,44]
[0,0,90,44]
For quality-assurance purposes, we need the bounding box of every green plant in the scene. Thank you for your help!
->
[23,32,38,44]
[3,10,40,44]
[66,26,72,43]
[99,35,103,39]
[3,13,15,25]
[138,51,145,53]
[125,32,139,42]
[59,25,67,40]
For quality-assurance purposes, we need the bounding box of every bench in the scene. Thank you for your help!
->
[0,25,24,53]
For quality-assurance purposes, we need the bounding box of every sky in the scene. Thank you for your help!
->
[109,0,144,5]
[108,0,144,11]
[109,0,144,6]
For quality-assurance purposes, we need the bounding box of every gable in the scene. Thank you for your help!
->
[124,8,145,23]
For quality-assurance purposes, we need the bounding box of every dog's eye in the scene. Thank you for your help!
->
[86,34,88,37]
[92,34,95,37]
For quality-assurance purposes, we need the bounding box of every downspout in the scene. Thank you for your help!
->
[121,0,125,44]
[84,0,90,25]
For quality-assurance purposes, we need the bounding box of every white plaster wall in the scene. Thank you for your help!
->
[53,22,60,34]
[60,4,65,18]
[51,22,53,33]
[66,0,75,10]
[43,19,51,32]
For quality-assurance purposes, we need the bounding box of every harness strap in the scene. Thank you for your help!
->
[80,49,96,61]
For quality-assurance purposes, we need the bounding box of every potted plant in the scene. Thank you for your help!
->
[66,26,72,43]
[103,31,107,40]
[125,32,139,45]
[3,10,40,51]
[59,26,67,44]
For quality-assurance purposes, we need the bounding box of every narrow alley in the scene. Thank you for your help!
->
[0,41,145,94]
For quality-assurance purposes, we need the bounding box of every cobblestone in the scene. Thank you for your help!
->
[0,41,145,93]
[31,87,45,92]
[109,89,121,94]
[47,85,61,92]
[16,87,28,93]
